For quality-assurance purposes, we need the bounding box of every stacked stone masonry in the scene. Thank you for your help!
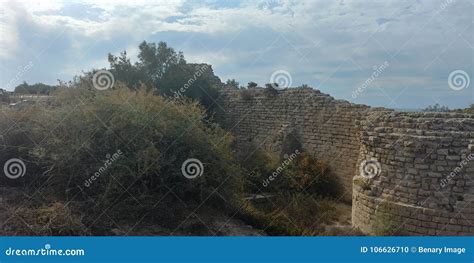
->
[217,85,474,235]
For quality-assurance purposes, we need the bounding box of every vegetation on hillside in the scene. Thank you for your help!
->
[0,40,355,236]
[462,104,474,114]
[236,138,347,236]
[107,41,219,110]
[422,103,450,112]
[1,85,242,234]
[0,89,9,102]
[13,82,57,95]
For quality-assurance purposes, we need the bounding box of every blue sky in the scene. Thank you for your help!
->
[0,0,472,109]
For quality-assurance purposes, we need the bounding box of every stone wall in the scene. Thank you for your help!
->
[353,111,474,235]
[217,85,474,235]
[218,86,370,201]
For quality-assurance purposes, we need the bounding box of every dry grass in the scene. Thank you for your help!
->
[3,201,89,236]
[239,193,360,236]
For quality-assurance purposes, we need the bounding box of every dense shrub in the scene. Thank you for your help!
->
[0,89,10,103]
[14,82,57,95]
[158,64,219,110]
[257,151,342,198]
[422,103,449,112]
[247,82,258,89]
[107,41,220,110]
[278,130,302,160]
[263,83,278,97]
[281,153,341,197]
[1,86,243,225]
[240,193,352,236]
[238,143,278,193]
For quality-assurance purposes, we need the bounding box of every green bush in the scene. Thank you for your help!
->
[422,103,449,112]
[2,86,243,224]
[237,143,278,192]
[247,82,258,89]
[275,152,342,198]
[0,89,10,103]
[14,81,57,95]
[240,193,349,236]
[264,84,278,97]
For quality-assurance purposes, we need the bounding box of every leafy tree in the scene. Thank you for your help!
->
[14,82,56,95]
[107,51,145,90]
[264,83,279,97]
[0,89,9,103]
[108,41,185,91]
[247,81,258,89]
[107,41,218,109]
[265,83,279,89]
[422,103,450,112]
[136,41,186,84]
[158,64,219,110]
[226,79,239,88]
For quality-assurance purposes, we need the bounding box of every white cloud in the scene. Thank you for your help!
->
[0,0,472,108]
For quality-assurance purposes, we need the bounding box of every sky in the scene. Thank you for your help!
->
[0,0,472,109]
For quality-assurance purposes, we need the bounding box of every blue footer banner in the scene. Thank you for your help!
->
[0,237,472,263]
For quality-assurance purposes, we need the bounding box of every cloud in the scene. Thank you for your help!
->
[0,0,472,109]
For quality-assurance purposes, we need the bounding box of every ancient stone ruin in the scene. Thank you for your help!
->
[217,85,474,236]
